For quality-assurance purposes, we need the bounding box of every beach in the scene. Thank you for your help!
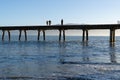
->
[0,36,120,80]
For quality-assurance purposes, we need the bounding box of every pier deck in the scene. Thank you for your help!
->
[0,24,120,42]
[0,24,120,30]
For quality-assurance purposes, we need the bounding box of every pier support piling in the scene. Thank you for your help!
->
[59,29,65,41]
[59,30,62,41]
[43,30,46,41]
[82,29,89,42]
[63,29,65,41]
[24,30,27,41]
[2,30,5,41]
[19,30,22,41]
[86,29,88,41]
[38,30,40,41]
[110,29,112,42]
[82,30,85,42]
[113,30,115,42]
[19,30,27,41]
[110,29,115,43]
[8,30,11,41]
[2,30,11,41]
[37,30,46,41]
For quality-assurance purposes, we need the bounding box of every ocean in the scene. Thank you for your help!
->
[0,36,120,80]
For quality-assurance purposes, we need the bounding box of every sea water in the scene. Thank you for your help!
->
[0,36,120,80]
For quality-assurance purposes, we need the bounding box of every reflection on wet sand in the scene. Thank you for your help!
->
[0,40,119,79]
[59,42,90,64]
[109,42,117,63]
[59,42,117,64]
[82,42,90,62]
[59,42,66,63]
[0,76,92,80]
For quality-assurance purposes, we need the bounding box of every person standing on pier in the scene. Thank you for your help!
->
[49,20,51,25]
[46,21,49,26]
[61,19,63,25]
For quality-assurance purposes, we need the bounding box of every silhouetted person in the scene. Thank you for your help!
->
[61,19,63,25]
[46,21,49,25]
[49,20,51,25]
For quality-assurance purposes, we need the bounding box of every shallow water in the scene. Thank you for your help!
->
[0,36,120,80]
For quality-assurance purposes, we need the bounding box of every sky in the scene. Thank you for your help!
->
[0,0,120,36]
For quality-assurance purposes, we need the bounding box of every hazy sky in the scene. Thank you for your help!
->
[0,0,120,35]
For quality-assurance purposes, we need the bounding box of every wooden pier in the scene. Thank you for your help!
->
[0,20,120,42]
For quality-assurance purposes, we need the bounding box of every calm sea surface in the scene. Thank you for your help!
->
[0,36,120,80]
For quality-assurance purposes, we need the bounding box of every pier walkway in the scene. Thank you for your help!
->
[0,20,120,42]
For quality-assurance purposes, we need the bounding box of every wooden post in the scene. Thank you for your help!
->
[2,30,5,41]
[63,29,65,41]
[110,29,112,42]
[82,29,85,42]
[8,30,10,41]
[86,29,88,41]
[110,29,115,42]
[19,30,22,41]
[113,29,115,42]
[24,30,27,41]
[59,30,61,41]
[38,30,40,41]
[1,30,11,41]
[43,30,45,41]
